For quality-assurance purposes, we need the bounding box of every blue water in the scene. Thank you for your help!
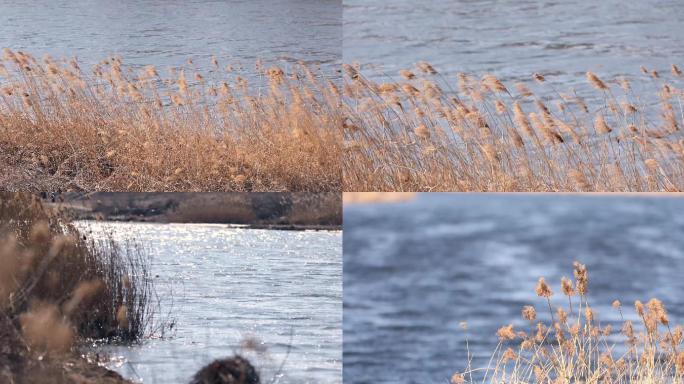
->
[344,194,684,383]
[344,0,684,89]
[0,0,341,80]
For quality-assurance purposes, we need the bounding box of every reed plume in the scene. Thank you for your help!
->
[453,263,684,383]
[343,61,684,191]
[0,50,342,192]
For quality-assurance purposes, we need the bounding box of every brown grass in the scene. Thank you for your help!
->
[0,192,152,347]
[343,62,684,191]
[0,49,342,192]
[0,192,157,382]
[452,262,684,383]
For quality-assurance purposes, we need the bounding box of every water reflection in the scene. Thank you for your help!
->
[77,221,342,384]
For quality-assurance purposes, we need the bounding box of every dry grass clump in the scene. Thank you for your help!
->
[451,262,684,383]
[0,49,342,192]
[343,62,684,191]
[0,192,152,351]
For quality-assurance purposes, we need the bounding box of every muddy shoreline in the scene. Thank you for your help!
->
[0,272,130,384]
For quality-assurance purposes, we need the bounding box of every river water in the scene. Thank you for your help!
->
[344,194,684,384]
[344,0,684,90]
[75,221,342,384]
[0,0,341,79]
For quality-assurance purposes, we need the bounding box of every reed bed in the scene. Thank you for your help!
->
[1,192,154,382]
[0,49,342,192]
[343,62,684,191]
[0,192,152,341]
[452,262,684,383]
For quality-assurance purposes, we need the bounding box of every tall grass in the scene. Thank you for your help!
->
[0,49,342,192]
[343,62,684,191]
[0,192,152,357]
[452,262,684,383]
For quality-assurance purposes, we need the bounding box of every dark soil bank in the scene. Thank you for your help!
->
[2,315,261,384]
[0,315,128,384]
[46,192,341,229]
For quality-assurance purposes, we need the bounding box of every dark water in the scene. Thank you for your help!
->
[343,194,684,384]
[0,0,341,79]
[344,0,684,88]
[77,222,342,384]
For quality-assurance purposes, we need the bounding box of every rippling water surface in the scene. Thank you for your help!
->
[344,0,684,88]
[76,222,342,384]
[344,194,684,384]
[0,0,341,78]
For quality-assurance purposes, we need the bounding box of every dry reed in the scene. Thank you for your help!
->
[0,50,342,192]
[343,62,684,191]
[452,262,684,383]
[0,192,153,345]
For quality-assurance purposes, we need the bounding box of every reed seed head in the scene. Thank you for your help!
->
[417,61,437,75]
[414,124,430,139]
[522,305,537,321]
[399,70,416,80]
[586,72,608,90]
[573,262,588,295]
[117,305,129,329]
[594,114,612,134]
[502,347,518,362]
[557,308,568,324]
[561,277,574,296]
[482,74,508,94]
[535,277,552,298]
[497,324,517,341]
[635,300,645,317]
[644,158,659,171]
[19,303,74,354]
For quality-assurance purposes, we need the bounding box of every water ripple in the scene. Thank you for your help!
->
[344,194,684,383]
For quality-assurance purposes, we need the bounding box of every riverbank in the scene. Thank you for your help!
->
[2,317,259,384]
[47,192,342,230]
[0,193,144,383]
[2,194,277,384]
[0,317,129,383]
